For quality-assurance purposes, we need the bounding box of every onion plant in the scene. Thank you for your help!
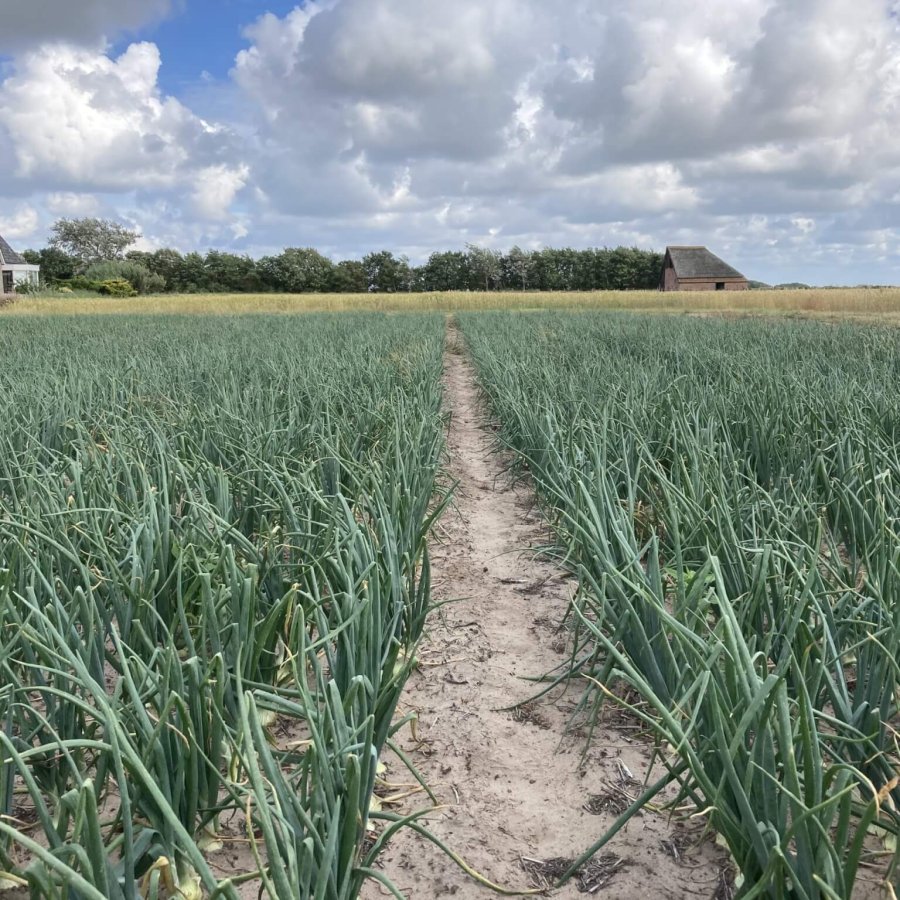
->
[0,313,446,898]
[462,311,900,898]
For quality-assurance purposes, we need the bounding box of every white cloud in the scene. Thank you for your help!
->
[227,0,900,282]
[233,0,547,167]
[191,164,250,218]
[2,0,900,284]
[0,42,248,221]
[4,44,196,186]
[45,193,103,217]
[0,206,40,242]
[0,0,174,51]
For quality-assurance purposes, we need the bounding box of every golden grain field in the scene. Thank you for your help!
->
[4,288,900,318]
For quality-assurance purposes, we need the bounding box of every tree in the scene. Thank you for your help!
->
[22,248,78,283]
[422,251,471,291]
[85,260,165,294]
[329,260,368,293]
[258,248,334,293]
[203,251,260,292]
[28,232,666,294]
[362,251,411,292]
[502,246,532,290]
[127,249,183,292]
[465,243,501,291]
[177,253,210,292]
[49,218,138,270]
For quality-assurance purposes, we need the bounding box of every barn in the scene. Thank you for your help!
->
[660,246,748,292]
[0,234,40,295]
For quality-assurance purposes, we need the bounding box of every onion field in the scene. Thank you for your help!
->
[0,314,446,898]
[461,312,900,898]
[3,307,899,899]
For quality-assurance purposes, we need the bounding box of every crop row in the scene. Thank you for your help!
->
[461,312,900,899]
[0,314,446,899]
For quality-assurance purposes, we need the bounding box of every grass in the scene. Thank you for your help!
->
[5,288,900,318]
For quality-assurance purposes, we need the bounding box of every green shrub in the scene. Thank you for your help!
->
[85,260,165,294]
[13,279,39,295]
[98,278,137,297]
[63,276,104,293]
[53,275,136,296]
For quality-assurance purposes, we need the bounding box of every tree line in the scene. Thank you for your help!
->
[23,218,663,294]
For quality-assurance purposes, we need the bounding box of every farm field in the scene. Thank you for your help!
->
[5,287,900,319]
[458,312,900,898]
[0,314,446,898]
[0,307,898,899]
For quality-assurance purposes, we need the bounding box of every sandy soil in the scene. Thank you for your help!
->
[361,323,726,899]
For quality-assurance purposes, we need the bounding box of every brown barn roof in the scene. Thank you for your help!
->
[666,246,744,280]
[0,234,27,266]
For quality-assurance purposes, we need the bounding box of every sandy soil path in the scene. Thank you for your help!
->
[362,322,725,899]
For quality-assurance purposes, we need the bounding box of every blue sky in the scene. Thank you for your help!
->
[1,0,900,285]
[128,0,300,93]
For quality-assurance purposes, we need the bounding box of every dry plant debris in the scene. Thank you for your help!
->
[521,853,629,893]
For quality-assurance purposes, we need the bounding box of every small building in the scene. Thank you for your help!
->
[660,246,748,291]
[0,234,40,295]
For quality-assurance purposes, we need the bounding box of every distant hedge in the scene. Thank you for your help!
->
[24,245,664,294]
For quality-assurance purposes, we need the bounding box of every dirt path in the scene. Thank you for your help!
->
[363,323,725,899]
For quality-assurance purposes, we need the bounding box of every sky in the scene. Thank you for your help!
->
[1,1,900,285]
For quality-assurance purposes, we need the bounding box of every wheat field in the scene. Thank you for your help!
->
[5,287,900,318]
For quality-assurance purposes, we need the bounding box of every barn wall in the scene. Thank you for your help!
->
[662,266,679,291]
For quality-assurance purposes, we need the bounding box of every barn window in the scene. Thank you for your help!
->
[715,282,725,291]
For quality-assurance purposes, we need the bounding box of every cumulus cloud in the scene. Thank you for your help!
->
[0,206,40,242]
[3,0,900,283]
[191,164,250,218]
[45,193,103,217]
[218,0,900,280]
[230,0,561,226]
[0,42,247,218]
[541,0,900,169]
[0,0,174,51]
[234,1,540,163]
